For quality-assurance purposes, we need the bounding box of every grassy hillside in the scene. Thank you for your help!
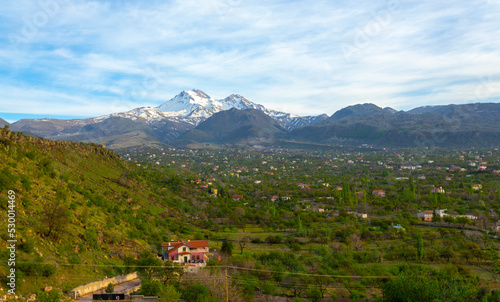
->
[0,126,197,296]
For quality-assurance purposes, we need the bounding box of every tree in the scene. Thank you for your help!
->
[296,214,305,237]
[444,215,456,224]
[137,256,182,285]
[158,284,182,302]
[456,216,471,227]
[349,233,363,251]
[105,283,114,293]
[141,280,162,296]
[238,236,250,254]
[306,285,322,302]
[183,269,245,302]
[221,238,233,257]
[432,214,442,223]
[39,199,69,240]
[415,234,424,261]
[440,247,455,262]
[382,265,481,302]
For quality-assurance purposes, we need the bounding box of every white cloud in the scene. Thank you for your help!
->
[0,0,500,118]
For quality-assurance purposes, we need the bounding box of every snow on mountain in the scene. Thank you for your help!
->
[155,89,306,126]
[97,89,327,128]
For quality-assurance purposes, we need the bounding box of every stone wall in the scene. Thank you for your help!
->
[68,272,139,299]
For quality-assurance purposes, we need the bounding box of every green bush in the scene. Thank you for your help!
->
[19,240,34,254]
[141,280,162,296]
[105,283,114,293]
[36,290,61,302]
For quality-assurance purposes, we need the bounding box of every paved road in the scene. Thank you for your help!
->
[74,279,141,301]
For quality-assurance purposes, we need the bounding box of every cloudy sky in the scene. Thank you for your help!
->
[1,0,500,122]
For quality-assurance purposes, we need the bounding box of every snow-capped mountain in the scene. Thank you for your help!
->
[102,89,328,129]
[9,89,329,148]
[156,89,288,125]
[154,89,330,129]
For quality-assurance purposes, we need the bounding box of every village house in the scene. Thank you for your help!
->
[352,212,368,219]
[492,222,500,232]
[435,208,448,217]
[472,184,482,191]
[232,194,243,201]
[297,183,311,190]
[162,240,210,265]
[372,190,386,198]
[417,211,434,221]
[431,187,445,194]
[456,214,478,220]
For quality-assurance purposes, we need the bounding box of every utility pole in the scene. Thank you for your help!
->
[225,266,229,302]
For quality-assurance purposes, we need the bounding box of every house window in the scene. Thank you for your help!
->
[171,256,174,260]
[183,247,187,252]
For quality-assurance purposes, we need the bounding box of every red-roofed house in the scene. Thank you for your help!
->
[232,195,243,201]
[417,211,434,221]
[162,240,210,265]
[372,190,386,198]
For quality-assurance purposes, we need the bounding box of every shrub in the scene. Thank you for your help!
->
[105,283,114,293]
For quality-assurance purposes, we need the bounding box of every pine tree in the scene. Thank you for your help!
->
[296,214,305,237]
[415,234,424,261]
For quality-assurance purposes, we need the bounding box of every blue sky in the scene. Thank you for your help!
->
[1,0,500,123]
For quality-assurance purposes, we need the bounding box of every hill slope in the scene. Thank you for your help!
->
[0,127,197,296]
[175,108,288,146]
[0,118,9,128]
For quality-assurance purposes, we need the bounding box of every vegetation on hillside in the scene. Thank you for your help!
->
[1,125,500,301]
[0,127,196,296]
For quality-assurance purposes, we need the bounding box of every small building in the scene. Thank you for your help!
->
[232,194,243,201]
[162,240,210,265]
[417,211,434,221]
[435,208,448,218]
[393,224,405,231]
[372,190,386,198]
[492,222,500,232]
[431,187,445,194]
[456,214,478,220]
[472,184,482,191]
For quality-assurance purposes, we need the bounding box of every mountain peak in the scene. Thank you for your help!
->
[328,103,395,121]
[180,89,210,99]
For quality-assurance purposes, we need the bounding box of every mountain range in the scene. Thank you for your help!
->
[6,90,500,148]
[8,90,327,148]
